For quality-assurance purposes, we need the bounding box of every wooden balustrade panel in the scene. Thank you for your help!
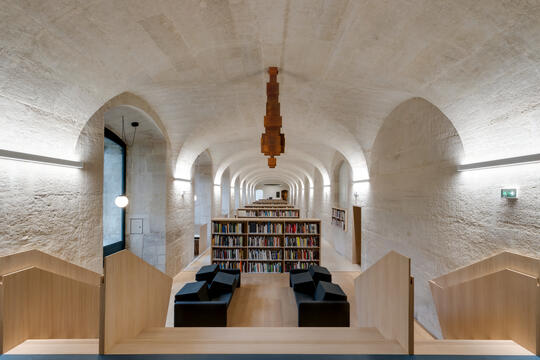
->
[101,250,172,354]
[430,268,539,355]
[433,251,539,288]
[0,267,100,353]
[354,251,414,354]
[0,249,102,286]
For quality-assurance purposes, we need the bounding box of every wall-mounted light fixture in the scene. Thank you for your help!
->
[174,177,191,182]
[114,195,129,208]
[457,153,540,171]
[0,149,83,168]
[194,194,198,202]
[352,179,370,184]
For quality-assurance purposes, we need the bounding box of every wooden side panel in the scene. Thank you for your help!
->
[352,206,361,265]
[102,250,172,353]
[199,224,208,254]
[0,267,100,353]
[0,250,102,286]
[433,251,539,288]
[354,251,413,354]
[431,268,538,355]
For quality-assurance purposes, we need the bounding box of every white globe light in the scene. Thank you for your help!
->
[114,195,129,208]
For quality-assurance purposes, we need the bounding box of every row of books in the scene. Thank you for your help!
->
[332,208,346,220]
[246,262,283,273]
[213,235,244,247]
[284,249,319,260]
[239,210,299,217]
[213,261,320,272]
[285,236,319,247]
[285,223,318,234]
[248,249,282,260]
[331,217,346,231]
[284,261,319,272]
[248,222,283,234]
[212,249,244,260]
[213,222,243,233]
[215,261,242,270]
[248,236,281,247]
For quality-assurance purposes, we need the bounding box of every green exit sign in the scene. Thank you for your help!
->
[501,189,517,199]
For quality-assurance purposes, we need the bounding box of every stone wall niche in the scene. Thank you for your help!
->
[364,97,464,338]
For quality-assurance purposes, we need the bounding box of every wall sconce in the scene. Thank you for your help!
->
[194,194,198,202]
[0,149,83,168]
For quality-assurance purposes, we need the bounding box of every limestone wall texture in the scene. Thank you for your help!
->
[360,97,540,338]
[0,107,104,273]
[125,139,167,272]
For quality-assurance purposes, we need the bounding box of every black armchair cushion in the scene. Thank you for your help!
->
[290,271,316,295]
[314,281,347,301]
[289,268,308,287]
[175,280,209,302]
[309,264,332,285]
[219,268,241,287]
[196,264,219,283]
[209,271,238,297]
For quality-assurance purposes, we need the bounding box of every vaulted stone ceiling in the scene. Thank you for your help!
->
[2,0,539,185]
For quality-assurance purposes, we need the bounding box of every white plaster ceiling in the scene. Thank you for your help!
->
[2,0,540,185]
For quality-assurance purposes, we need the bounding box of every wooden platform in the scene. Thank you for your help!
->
[7,334,533,356]
[107,327,405,354]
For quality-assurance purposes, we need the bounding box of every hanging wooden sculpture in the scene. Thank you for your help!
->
[261,67,285,168]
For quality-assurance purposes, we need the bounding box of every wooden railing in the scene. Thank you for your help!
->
[100,250,172,354]
[0,250,102,353]
[354,251,414,354]
[430,251,539,355]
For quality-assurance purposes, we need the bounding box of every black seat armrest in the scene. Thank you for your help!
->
[289,268,309,287]
[297,300,350,327]
[174,301,228,327]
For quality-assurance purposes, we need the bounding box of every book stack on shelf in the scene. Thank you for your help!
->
[211,221,246,270]
[244,204,295,209]
[211,218,321,273]
[331,207,347,231]
[236,208,300,218]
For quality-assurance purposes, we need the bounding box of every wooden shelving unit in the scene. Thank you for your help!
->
[332,207,347,231]
[211,218,321,273]
[235,207,300,218]
[244,204,295,209]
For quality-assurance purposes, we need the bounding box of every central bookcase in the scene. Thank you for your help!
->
[211,218,321,273]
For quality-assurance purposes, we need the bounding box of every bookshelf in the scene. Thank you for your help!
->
[244,204,295,209]
[331,207,347,231]
[253,199,288,204]
[211,218,321,273]
[236,207,300,218]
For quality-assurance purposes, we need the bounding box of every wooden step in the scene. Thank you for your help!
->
[6,339,98,354]
[415,339,533,355]
[109,327,405,354]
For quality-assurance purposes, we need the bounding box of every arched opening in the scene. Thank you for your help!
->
[193,151,213,253]
[103,105,167,271]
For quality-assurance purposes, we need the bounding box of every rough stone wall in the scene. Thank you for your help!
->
[0,108,104,273]
[361,97,540,338]
[125,139,167,272]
